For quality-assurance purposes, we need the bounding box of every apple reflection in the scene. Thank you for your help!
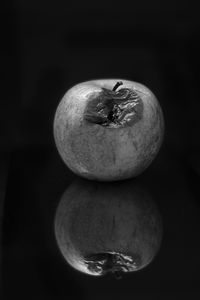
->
[54,178,163,278]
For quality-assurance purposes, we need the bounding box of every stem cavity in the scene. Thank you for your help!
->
[84,252,141,277]
[84,84,143,128]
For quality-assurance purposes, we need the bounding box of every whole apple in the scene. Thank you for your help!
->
[53,79,164,181]
[54,179,163,277]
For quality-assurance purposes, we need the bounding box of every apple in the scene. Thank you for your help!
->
[53,79,164,181]
[54,179,163,277]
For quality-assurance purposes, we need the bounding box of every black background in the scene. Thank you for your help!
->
[2,0,200,299]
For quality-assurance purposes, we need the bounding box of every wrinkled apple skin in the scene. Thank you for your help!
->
[54,179,163,276]
[53,79,164,181]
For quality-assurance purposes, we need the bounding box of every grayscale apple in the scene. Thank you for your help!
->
[54,179,163,277]
[53,79,164,181]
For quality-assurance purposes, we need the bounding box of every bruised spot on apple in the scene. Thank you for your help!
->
[53,79,164,181]
[54,179,163,277]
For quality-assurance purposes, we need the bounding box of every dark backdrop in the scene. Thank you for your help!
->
[2,0,200,299]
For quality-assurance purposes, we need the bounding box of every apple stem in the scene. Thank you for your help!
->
[112,81,123,91]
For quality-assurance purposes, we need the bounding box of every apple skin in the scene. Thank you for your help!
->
[53,79,164,181]
[54,179,163,277]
